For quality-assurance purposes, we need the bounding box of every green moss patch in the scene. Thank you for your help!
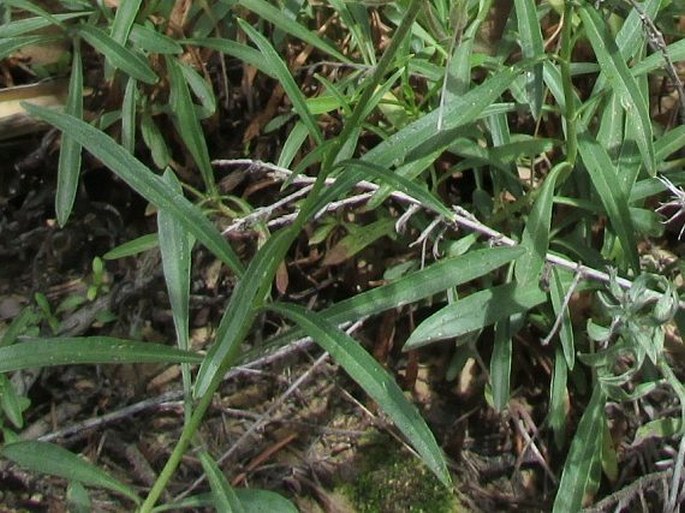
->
[341,434,463,513]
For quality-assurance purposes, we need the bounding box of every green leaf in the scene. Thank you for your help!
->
[77,24,157,84]
[277,121,309,168]
[198,451,246,513]
[0,307,38,348]
[577,130,639,271]
[0,11,88,39]
[491,318,512,412]
[3,0,65,28]
[578,4,654,175]
[327,0,376,64]
[0,12,89,38]
[158,169,194,354]
[194,228,294,398]
[67,481,91,513]
[129,23,183,54]
[121,76,137,153]
[151,490,299,512]
[179,61,217,118]
[0,34,62,61]
[140,112,171,169]
[103,233,158,259]
[0,337,202,372]
[236,489,299,513]
[182,38,264,75]
[56,41,83,227]
[158,170,194,413]
[0,374,25,429]
[550,268,575,369]
[166,56,216,194]
[552,386,606,513]
[110,0,142,46]
[22,103,244,275]
[237,0,350,63]
[514,0,544,119]
[515,162,567,285]
[323,217,395,266]
[237,19,323,145]
[405,282,548,350]
[631,39,685,78]
[362,65,525,168]
[253,247,526,357]
[268,302,452,487]
[550,347,568,449]
[1,441,140,504]
[367,151,443,210]
[633,418,682,445]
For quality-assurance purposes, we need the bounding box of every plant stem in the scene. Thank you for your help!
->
[138,388,214,512]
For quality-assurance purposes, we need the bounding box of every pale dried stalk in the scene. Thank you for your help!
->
[213,158,678,306]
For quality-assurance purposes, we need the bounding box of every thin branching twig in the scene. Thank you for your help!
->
[213,159,682,307]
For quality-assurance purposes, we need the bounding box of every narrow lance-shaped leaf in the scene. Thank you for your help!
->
[0,337,203,372]
[552,386,606,513]
[179,61,217,117]
[550,267,575,369]
[198,451,246,513]
[268,302,452,488]
[362,64,526,168]
[129,23,183,54]
[0,374,25,428]
[550,346,568,449]
[121,77,137,154]
[323,217,395,266]
[159,170,195,418]
[56,40,83,226]
[514,0,544,119]
[589,0,661,99]
[491,317,512,412]
[77,24,157,84]
[236,489,299,512]
[3,0,66,28]
[110,0,142,45]
[250,247,526,356]
[2,441,141,504]
[515,162,568,285]
[21,103,244,275]
[166,56,216,195]
[578,4,654,175]
[0,35,62,60]
[631,39,685,78]
[158,170,194,351]
[194,228,295,398]
[0,12,90,38]
[405,282,548,350]
[237,19,323,145]
[104,233,158,260]
[238,0,350,63]
[577,130,639,271]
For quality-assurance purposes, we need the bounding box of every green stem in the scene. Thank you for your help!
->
[139,4,423,510]
[139,387,214,512]
[560,2,577,167]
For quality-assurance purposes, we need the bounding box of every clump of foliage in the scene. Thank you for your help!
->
[0,0,685,512]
